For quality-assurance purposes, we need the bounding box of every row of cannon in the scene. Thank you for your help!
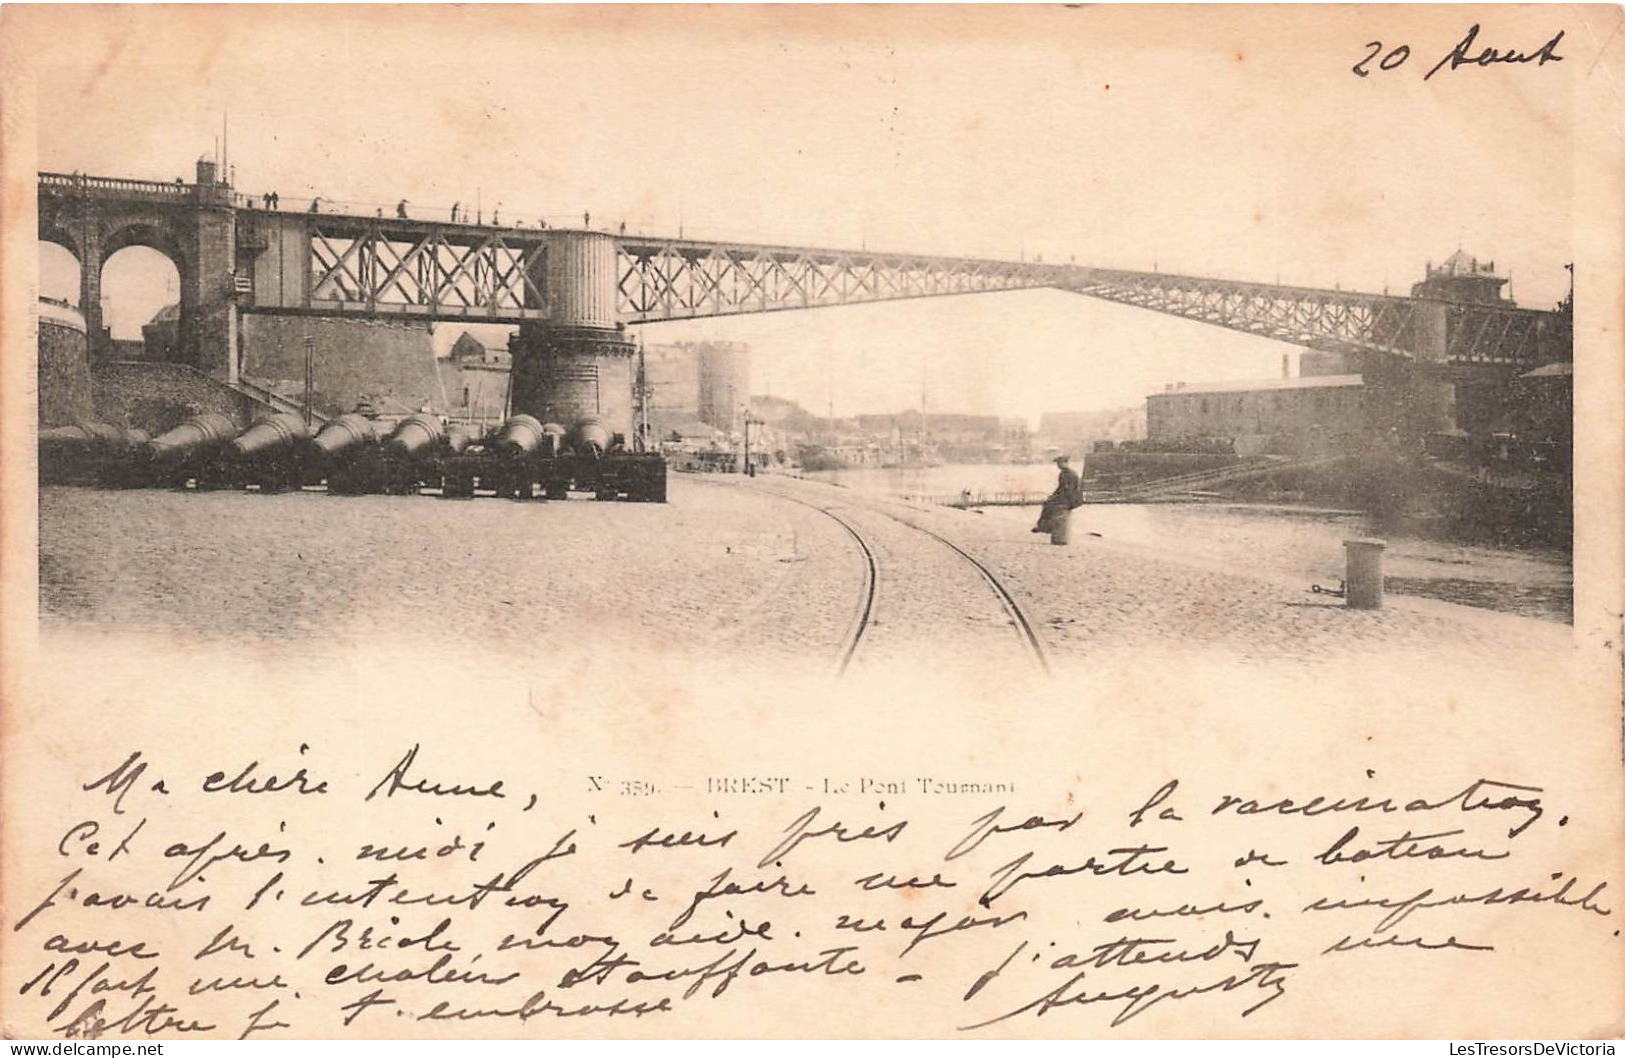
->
[40,411,667,502]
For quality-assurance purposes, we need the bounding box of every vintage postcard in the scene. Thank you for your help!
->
[1,4,1621,1041]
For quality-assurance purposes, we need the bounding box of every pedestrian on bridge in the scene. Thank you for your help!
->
[396,199,409,219]
[1033,454,1084,536]
[450,202,460,223]
[309,198,320,213]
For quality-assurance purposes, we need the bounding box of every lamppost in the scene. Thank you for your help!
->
[302,334,316,427]
[742,408,765,477]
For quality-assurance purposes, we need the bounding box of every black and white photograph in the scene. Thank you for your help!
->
[2,4,1620,1042]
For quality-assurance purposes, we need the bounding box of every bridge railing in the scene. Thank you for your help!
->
[39,172,194,200]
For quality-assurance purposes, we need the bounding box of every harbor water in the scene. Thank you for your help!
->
[806,463,1573,623]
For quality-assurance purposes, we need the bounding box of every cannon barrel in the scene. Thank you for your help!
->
[41,422,124,446]
[570,417,611,457]
[147,413,238,461]
[309,414,379,457]
[231,413,312,459]
[446,424,478,455]
[384,413,445,456]
[493,415,546,455]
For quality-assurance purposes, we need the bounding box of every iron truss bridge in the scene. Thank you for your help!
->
[1051,267,1569,368]
[616,237,1055,322]
[33,172,1571,366]
[300,216,548,322]
[616,239,1569,368]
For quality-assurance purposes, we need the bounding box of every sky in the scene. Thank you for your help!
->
[27,6,1580,423]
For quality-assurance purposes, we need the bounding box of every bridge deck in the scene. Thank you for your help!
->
[39,171,1571,367]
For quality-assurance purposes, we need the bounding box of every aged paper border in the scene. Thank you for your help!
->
[1,5,1622,1040]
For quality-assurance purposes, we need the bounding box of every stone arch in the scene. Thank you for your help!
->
[100,217,191,274]
[38,216,80,261]
[95,211,198,364]
[99,240,186,353]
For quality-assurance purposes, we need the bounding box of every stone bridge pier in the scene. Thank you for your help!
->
[509,230,636,442]
[1356,299,1461,441]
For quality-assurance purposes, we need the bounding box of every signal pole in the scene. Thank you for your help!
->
[302,335,315,427]
[635,334,651,452]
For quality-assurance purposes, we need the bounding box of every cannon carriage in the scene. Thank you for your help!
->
[41,409,667,503]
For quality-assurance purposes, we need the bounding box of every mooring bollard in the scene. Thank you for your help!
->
[1050,508,1072,546]
[1343,537,1386,609]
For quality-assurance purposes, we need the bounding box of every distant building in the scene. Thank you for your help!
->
[926,413,1002,444]
[641,339,753,436]
[1298,350,1351,377]
[1145,375,1366,455]
[659,416,724,444]
[820,409,1019,464]
[695,341,751,432]
[1148,251,1525,447]
[140,304,181,361]
[855,410,999,443]
[439,330,512,422]
[1413,250,1509,305]
[643,341,703,439]
[448,331,511,367]
[999,417,1033,462]
[1037,407,1146,448]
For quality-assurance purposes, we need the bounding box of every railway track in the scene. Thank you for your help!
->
[747,480,1048,676]
[814,506,880,675]
[741,488,876,675]
[877,510,1050,674]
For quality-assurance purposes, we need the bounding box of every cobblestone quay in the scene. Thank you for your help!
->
[40,476,1570,683]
